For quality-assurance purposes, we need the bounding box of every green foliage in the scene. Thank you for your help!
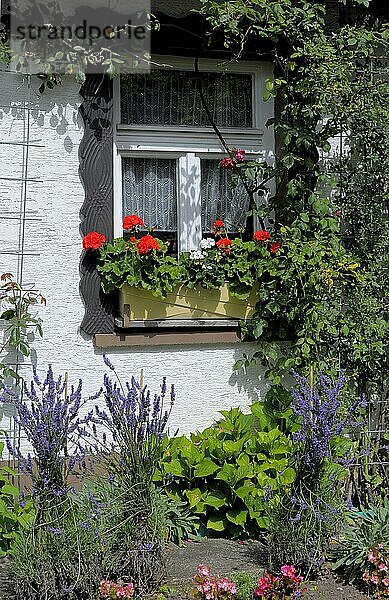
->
[180,237,273,300]
[160,494,200,546]
[10,479,169,600]
[0,440,34,556]
[97,237,185,299]
[156,402,297,538]
[10,492,104,600]
[0,273,45,381]
[231,572,260,600]
[196,6,389,507]
[331,497,389,582]
[239,212,362,381]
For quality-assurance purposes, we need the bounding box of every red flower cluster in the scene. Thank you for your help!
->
[82,231,106,250]
[220,157,234,169]
[99,580,134,599]
[137,234,160,255]
[254,573,278,597]
[270,242,281,254]
[254,565,305,599]
[216,238,233,253]
[220,149,246,170]
[123,214,144,230]
[253,230,271,243]
[212,220,226,237]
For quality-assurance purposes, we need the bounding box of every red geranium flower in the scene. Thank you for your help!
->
[253,229,271,243]
[216,238,233,253]
[137,234,160,255]
[123,214,144,230]
[270,242,281,254]
[213,220,224,229]
[129,236,137,243]
[82,231,106,250]
[220,157,234,169]
[212,220,225,237]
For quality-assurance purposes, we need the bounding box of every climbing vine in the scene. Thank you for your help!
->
[194,0,388,395]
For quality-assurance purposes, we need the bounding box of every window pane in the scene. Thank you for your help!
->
[201,160,250,233]
[122,157,177,232]
[121,70,252,128]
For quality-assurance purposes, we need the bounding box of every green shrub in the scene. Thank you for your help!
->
[0,442,34,556]
[231,572,259,600]
[331,497,389,583]
[11,491,104,600]
[156,401,296,538]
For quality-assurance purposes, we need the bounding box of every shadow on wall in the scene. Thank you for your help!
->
[229,344,269,404]
[91,342,267,406]
[0,69,82,153]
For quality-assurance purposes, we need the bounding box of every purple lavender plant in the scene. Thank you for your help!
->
[268,371,367,575]
[291,370,366,472]
[0,365,94,505]
[93,355,175,487]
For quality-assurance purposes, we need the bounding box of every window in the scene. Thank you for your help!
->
[113,56,275,253]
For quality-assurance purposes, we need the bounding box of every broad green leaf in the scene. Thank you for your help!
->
[215,464,236,485]
[207,516,226,532]
[277,467,296,485]
[1,484,20,497]
[226,509,248,527]
[194,458,219,478]
[185,488,202,509]
[204,492,228,509]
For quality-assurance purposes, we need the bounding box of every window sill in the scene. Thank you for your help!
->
[94,326,242,347]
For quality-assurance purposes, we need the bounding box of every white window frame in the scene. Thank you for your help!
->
[113,56,275,252]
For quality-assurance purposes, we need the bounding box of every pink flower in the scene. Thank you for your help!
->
[379,563,388,572]
[234,149,246,162]
[197,564,211,577]
[254,573,278,597]
[281,565,296,578]
[371,575,379,585]
[220,157,234,169]
[363,572,370,582]
[382,577,389,586]
[368,551,376,563]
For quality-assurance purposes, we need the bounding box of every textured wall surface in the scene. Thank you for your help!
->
[0,71,267,452]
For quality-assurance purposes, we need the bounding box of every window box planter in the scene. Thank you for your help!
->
[119,284,257,324]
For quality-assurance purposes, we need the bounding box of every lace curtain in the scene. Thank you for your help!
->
[123,157,249,235]
[122,157,177,231]
[201,160,250,232]
[121,70,253,128]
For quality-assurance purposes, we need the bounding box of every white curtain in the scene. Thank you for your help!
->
[122,157,177,231]
[201,159,250,233]
[121,70,252,128]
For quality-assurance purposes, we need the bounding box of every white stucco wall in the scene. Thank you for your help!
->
[0,70,267,452]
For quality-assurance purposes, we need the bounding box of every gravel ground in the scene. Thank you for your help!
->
[0,539,370,600]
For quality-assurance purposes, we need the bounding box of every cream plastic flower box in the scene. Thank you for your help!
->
[119,284,257,324]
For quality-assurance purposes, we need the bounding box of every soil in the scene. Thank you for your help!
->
[0,539,369,600]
